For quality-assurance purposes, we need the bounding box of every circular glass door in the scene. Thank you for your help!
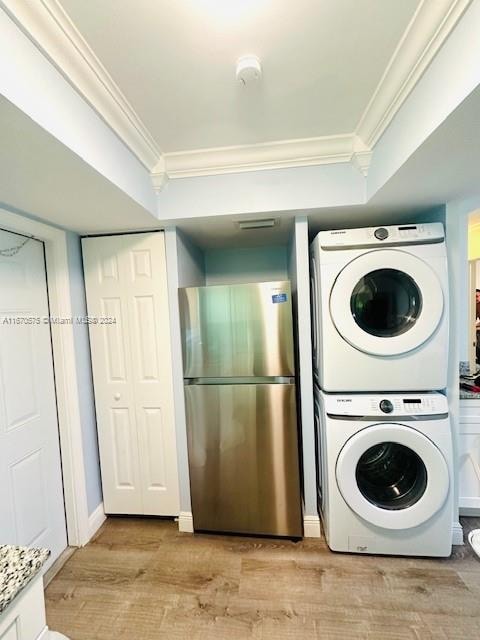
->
[336,424,449,530]
[330,250,444,356]
[356,442,427,510]
[351,269,422,338]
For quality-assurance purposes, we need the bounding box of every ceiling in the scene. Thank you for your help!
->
[0,97,159,233]
[180,81,480,247]
[59,0,420,153]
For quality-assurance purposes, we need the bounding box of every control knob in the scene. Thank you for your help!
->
[374,227,389,240]
[379,399,394,414]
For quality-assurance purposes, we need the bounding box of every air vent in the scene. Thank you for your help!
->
[237,218,277,230]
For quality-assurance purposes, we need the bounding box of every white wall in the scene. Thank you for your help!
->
[66,232,103,515]
[288,217,318,529]
[0,9,156,216]
[367,0,480,200]
[158,162,366,222]
[164,228,206,517]
[445,196,479,532]
[205,246,287,285]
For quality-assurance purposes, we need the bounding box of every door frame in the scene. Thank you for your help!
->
[0,207,90,547]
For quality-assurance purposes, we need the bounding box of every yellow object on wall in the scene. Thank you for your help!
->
[469,223,480,260]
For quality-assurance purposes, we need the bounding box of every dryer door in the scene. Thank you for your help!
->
[330,249,444,356]
[336,424,449,530]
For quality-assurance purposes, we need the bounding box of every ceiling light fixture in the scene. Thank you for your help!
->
[236,55,262,85]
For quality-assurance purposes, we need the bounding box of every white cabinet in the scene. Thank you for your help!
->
[0,575,66,640]
[459,399,480,515]
[82,232,180,516]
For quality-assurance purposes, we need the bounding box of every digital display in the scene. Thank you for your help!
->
[398,226,417,230]
[403,399,421,404]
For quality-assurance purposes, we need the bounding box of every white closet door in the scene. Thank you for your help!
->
[0,230,67,569]
[82,233,180,516]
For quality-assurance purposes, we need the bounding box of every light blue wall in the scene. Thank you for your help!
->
[177,230,206,287]
[65,232,103,515]
[205,246,288,285]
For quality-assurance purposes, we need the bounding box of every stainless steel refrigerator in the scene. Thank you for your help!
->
[179,280,302,537]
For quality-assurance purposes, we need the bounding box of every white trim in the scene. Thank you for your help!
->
[356,0,473,147]
[0,207,90,548]
[152,134,363,182]
[303,515,322,538]
[87,502,106,541]
[177,511,194,533]
[351,149,373,177]
[0,0,161,170]
[452,520,464,545]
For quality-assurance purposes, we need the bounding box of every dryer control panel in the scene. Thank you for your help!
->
[322,392,448,417]
[318,222,444,249]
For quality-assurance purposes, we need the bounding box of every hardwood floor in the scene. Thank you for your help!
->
[45,517,480,640]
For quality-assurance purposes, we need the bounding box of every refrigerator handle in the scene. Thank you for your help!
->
[184,376,296,385]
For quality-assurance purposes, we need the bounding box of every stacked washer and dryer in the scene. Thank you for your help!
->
[310,223,453,556]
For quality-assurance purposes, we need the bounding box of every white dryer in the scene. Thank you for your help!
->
[318,391,453,557]
[310,223,448,392]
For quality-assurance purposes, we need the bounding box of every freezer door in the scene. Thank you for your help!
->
[185,383,302,537]
[179,281,294,378]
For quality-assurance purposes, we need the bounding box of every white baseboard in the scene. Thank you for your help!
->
[452,520,464,546]
[38,630,69,640]
[304,514,322,538]
[87,502,106,543]
[177,511,194,533]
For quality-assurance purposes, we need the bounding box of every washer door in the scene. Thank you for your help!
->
[330,250,443,356]
[336,424,449,530]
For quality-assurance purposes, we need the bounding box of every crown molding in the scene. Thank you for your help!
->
[356,0,473,148]
[151,156,169,193]
[0,0,162,170]
[2,0,469,182]
[151,134,372,187]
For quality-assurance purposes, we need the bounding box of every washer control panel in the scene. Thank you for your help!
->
[318,222,444,249]
[322,392,448,417]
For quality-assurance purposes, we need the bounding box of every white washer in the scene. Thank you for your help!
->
[310,223,448,391]
[317,390,453,557]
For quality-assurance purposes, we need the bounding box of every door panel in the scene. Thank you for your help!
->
[336,424,449,530]
[0,230,67,569]
[83,233,179,516]
[179,281,294,378]
[110,407,136,488]
[185,383,302,536]
[330,250,444,356]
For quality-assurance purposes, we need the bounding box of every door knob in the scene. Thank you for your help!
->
[114,393,121,401]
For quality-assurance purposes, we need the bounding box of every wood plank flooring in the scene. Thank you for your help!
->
[45,517,480,640]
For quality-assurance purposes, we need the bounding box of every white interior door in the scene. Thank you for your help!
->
[82,232,180,516]
[0,229,67,569]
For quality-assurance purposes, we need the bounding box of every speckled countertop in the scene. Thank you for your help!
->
[0,545,50,614]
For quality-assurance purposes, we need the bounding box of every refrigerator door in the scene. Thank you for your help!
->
[179,281,294,378]
[185,382,302,537]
